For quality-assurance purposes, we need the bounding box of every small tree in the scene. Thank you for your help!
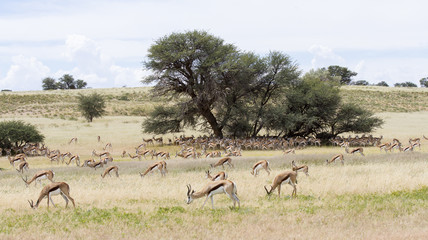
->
[0,120,45,151]
[394,82,417,87]
[77,93,106,122]
[59,74,76,89]
[324,65,357,85]
[353,80,369,86]
[76,79,87,89]
[376,81,389,87]
[42,77,58,90]
[420,77,428,87]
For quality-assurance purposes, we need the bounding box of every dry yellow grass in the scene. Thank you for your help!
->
[1,151,427,239]
[1,112,428,239]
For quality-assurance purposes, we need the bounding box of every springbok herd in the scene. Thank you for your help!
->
[1,134,426,209]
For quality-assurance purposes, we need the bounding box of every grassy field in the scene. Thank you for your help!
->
[1,147,427,239]
[1,87,428,239]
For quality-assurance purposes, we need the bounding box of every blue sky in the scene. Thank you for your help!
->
[1,0,427,91]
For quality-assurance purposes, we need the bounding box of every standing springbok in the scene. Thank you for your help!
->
[250,160,271,176]
[28,182,75,209]
[186,180,240,209]
[264,170,297,198]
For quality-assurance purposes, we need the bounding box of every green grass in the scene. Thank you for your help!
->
[1,186,426,236]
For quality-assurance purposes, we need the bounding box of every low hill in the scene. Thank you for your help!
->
[1,86,428,120]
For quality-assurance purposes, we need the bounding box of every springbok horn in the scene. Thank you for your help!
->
[264,185,271,195]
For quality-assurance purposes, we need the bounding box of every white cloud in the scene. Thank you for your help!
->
[1,1,428,90]
[309,45,345,69]
[0,35,145,90]
[61,34,144,88]
[355,60,365,73]
[110,65,145,87]
[0,55,50,90]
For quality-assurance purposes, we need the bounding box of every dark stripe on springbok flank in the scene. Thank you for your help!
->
[295,166,305,171]
[280,174,290,183]
[35,172,47,178]
[253,162,261,169]
[49,186,60,193]
[149,164,159,171]
[208,182,225,194]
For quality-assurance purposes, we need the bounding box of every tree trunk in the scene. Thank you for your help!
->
[200,108,223,138]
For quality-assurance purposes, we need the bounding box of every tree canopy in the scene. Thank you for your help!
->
[376,81,389,87]
[142,30,383,139]
[77,93,106,122]
[323,65,357,85]
[0,120,45,150]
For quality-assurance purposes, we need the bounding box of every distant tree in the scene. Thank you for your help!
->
[353,80,369,86]
[420,77,428,87]
[323,65,357,85]
[77,93,106,122]
[42,74,87,90]
[376,81,389,87]
[394,82,417,87]
[42,77,58,90]
[59,74,76,89]
[76,79,88,89]
[0,120,44,151]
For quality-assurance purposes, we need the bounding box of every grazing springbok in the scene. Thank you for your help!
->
[101,166,119,178]
[186,180,240,209]
[140,161,167,177]
[264,170,297,198]
[210,157,234,169]
[326,154,344,165]
[21,170,55,187]
[28,182,75,209]
[205,170,227,181]
[291,160,309,176]
[345,146,365,156]
[250,160,271,176]
[16,161,29,173]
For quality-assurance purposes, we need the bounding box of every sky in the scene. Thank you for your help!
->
[0,0,427,91]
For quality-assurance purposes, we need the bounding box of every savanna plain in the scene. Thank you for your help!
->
[1,86,428,239]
